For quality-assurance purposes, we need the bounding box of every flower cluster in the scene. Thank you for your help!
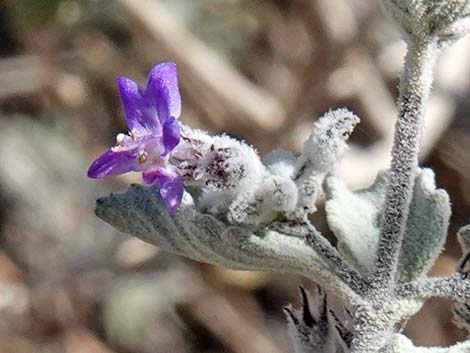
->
[88,63,359,223]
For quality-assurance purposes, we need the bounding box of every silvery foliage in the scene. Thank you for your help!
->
[380,0,470,47]
[94,1,470,352]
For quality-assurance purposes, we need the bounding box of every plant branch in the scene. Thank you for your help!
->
[271,222,367,294]
[397,273,470,301]
[370,39,440,290]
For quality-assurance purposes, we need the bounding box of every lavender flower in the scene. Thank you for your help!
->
[87,62,183,213]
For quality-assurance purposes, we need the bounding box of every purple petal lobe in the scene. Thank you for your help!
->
[162,117,180,156]
[118,76,162,134]
[145,62,181,126]
[117,77,143,131]
[143,164,184,213]
[87,149,138,178]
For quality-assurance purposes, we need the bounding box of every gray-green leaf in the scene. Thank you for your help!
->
[95,184,358,301]
[380,0,470,46]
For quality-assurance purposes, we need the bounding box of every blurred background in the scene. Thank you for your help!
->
[0,0,469,352]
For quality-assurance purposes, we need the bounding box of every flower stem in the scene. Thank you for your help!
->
[370,39,439,291]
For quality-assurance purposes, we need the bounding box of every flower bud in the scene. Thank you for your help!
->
[296,108,359,177]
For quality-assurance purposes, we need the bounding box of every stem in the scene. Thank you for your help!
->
[272,222,367,294]
[397,274,470,301]
[304,225,366,294]
[370,39,440,291]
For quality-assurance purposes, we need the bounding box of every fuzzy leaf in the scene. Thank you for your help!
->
[324,172,387,272]
[95,184,357,300]
[398,169,450,282]
[324,169,450,281]
[385,334,470,353]
[380,0,470,46]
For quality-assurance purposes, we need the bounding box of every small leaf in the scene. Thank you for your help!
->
[324,172,387,272]
[457,224,470,253]
[398,169,450,282]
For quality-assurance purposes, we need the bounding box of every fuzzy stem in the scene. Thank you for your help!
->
[370,39,440,290]
[304,224,367,294]
[349,327,389,353]
[274,221,367,294]
[271,222,366,294]
[397,274,470,301]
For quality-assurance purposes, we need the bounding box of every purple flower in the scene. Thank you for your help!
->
[87,62,184,213]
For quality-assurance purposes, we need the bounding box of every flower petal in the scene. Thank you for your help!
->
[117,77,163,134]
[117,77,144,131]
[87,149,139,178]
[143,164,184,213]
[145,62,181,126]
[162,117,180,156]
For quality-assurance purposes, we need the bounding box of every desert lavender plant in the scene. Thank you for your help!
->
[88,1,470,352]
